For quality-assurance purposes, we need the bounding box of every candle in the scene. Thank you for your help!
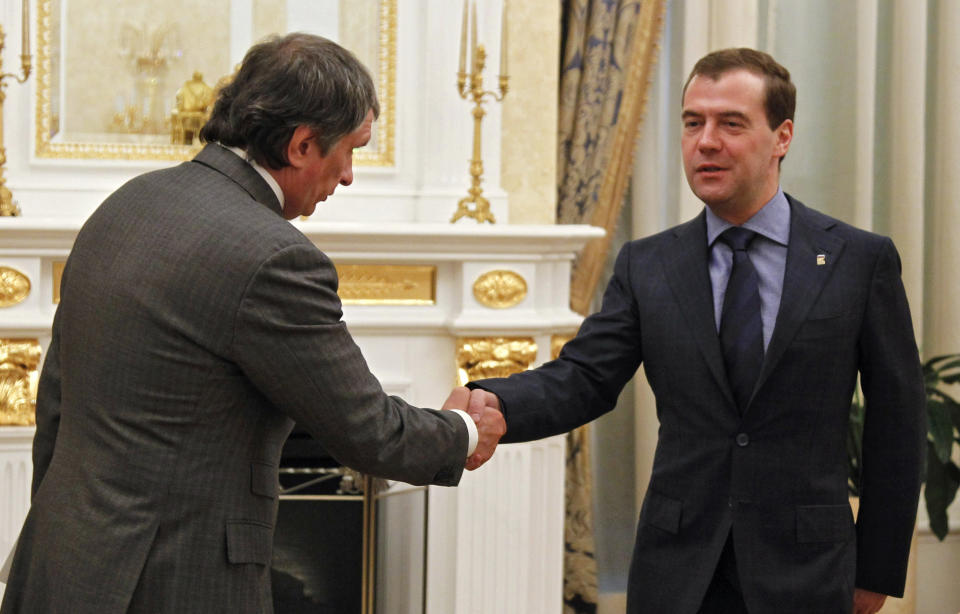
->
[499,0,508,77]
[470,0,477,72]
[459,0,468,74]
[22,0,29,57]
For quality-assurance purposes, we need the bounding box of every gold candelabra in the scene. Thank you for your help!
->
[0,3,33,217]
[452,0,508,224]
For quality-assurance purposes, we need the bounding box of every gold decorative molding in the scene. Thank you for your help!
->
[0,338,41,426]
[472,269,527,309]
[0,266,31,307]
[335,264,435,305]
[354,0,396,167]
[456,337,537,385]
[52,261,65,303]
[34,0,396,165]
[551,334,573,361]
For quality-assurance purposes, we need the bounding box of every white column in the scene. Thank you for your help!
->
[926,0,960,357]
[709,0,759,50]
[885,0,926,336]
[853,0,878,232]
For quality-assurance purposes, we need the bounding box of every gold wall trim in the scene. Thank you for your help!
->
[551,334,573,361]
[53,261,65,304]
[0,338,41,426]
[0,266,31,307]
[34,0,396,165]
[335,264,435,305]
[472,269,527,309]
[354,0,396,167]
[456,337,537,385]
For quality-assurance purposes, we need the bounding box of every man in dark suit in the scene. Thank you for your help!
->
[0,33,504,613]
[467,48,925,614]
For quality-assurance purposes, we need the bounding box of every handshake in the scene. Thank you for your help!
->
[442,387,506,471]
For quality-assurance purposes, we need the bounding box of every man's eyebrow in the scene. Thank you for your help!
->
[680,110,750,121]
[717,111,750,121]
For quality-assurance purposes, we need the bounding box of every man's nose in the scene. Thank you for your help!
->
[340,165,354,186]
[698,122,721,151]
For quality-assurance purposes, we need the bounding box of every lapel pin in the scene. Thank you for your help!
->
[816,254,826,266]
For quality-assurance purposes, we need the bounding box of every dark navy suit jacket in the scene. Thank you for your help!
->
[472,196,925,614]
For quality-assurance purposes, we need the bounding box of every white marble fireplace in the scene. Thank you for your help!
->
[0,219,601,612]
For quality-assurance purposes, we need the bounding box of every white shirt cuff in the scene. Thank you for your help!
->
[450,409,478,457]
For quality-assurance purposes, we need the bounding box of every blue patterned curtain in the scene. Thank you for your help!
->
[556,1,665,612]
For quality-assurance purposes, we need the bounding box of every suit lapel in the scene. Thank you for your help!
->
[660,212,736,408]
[751,197,845,404]
[191,144,284,215]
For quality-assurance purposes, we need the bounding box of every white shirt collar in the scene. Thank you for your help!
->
[223,145,285,211]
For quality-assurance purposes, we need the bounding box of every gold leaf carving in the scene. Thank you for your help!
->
[472,270,527,309]
[0,266,31,307]
[551,334,573,361]
[335,264,435,305]
[456,337,537,385]
[0,339,41,426]
[53,261,65,303]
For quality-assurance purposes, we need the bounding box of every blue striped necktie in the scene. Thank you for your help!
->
[718,227,763,412]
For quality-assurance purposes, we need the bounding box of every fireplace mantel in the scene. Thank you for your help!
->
[0,219,603,613]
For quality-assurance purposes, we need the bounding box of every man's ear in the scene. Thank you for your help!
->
[285,125,316,169]
[774,118,793,158]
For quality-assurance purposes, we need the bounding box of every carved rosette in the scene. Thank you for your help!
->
[0,339,41,426]
[456,337,537,385]
[0,266,31,307]
[472,270,528,309]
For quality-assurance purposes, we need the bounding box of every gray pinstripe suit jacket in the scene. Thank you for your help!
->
[471,196,925,614]
[0,144,467,614]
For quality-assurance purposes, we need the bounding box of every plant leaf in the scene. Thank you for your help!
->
[927,398,955,464]
[925,354,960,373]
[924,444,960,541]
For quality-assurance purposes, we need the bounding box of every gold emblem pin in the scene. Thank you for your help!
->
[816,254,826,266]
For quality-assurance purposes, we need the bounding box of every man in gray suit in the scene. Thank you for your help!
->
[467,48,925,614]
[1,33,505,613]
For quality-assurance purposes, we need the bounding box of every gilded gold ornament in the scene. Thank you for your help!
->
[335,264,435,305]
[456,337,536,385]
[53,261,65,303]
[0,266,31,307]
[472,269,527,308]
[0,338,41,426]
[551,334,573,360]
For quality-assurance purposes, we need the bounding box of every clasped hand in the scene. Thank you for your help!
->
[442,387,506,471]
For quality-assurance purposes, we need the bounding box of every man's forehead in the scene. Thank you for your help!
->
[682,70,765,109]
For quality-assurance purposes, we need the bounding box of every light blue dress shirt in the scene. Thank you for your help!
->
[706,188,790,351]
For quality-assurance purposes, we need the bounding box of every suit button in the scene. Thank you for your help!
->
[735,433,750,447]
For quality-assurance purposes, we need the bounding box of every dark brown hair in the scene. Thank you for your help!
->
[200,33,379,169]
[682,48,795,130]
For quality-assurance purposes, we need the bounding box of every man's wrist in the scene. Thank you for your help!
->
[450,409,478,457]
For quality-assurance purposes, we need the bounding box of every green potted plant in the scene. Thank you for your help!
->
[848,354,960,540]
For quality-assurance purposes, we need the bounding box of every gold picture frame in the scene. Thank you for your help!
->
[34,0,395,165]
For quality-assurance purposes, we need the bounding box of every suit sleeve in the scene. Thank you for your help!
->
[231,243,467,486]
[32,305,63,498]
[469,242,643,442]
[854,237,926,596]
